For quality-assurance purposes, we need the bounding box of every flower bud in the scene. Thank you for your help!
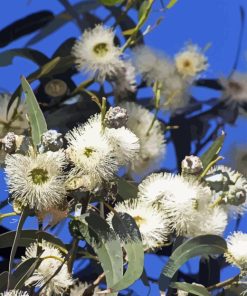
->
[2,132,17,154]
[227,186,246,206]
[39,130,64,153]
[104,106,128,129]
[181,155,203,175]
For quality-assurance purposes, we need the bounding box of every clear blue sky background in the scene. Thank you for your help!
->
[0,1,247,295]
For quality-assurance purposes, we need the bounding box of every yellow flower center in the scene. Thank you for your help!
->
[93,42,109,57]
[133,215,145,227]
[30,168,49,185]
[84,147,95,158]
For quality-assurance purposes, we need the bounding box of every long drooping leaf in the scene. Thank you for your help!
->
[26,1,100,46]
[0,48,49,67]
[111,213,144,291]
[117,177,138,200]
[159,235,227,290]
[0,271,8,292]
[69,212,123,293]
[11,258,42,290]
[0,11,54,48]
[170,282,210,296]
[0,230,67,253]
[21,76,47,146]
[200,132,225,169]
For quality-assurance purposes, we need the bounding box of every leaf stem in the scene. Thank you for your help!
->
[207,274,240,291]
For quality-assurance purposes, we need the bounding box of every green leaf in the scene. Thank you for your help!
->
[111,213,144,291]
[0,48,49,67]
[21,76,47,146]
[11,257,42,290]
[0,272,8,292]
[159,235,227,290]
[139,0,149,21]
[69,212,123,292]
[26,1,101,46]
[100,0,123,6]
[117,177,138,200]
[0,230,67,253]
[200,132,225,170]
[170,282,210,296]
[166,0,178,8]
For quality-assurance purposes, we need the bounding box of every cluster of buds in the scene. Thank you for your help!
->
[104,106,128,129]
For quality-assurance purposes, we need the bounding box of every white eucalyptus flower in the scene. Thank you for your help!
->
[121,102,166,177]
[72,24,124,81]
[107,199,170,250]
[22,240,73,296]
[113,61,137,99]
[66,114,119,191]
[225,232,247,273]
[5,150,67,211]
[70,282,100,296]
[133,46,174,85]
[220,72,247,104]
[0,291,29,296]
[106,126,140,165]
[175,44,208,79]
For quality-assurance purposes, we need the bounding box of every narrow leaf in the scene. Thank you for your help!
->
[117,177,138,200]
[100,0,123,6]
[200,132,225,169]
[170,282,210,296]
[159,235,227,290]
[0,271,8,292]
[166,0,178,9]
[21,76,47,146]
[111,213,144,291]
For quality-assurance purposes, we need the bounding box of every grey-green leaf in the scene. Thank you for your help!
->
[21,76,47,146]
[159,235,227,290]
[200,132,225,169]
[111,213,144,291]
[117,177,138,200]
[69,212,123,293]
[170,282,210,296]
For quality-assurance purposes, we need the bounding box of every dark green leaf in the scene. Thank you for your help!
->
[117,177,138,200]
[12,258,42,290]
[200,132,225,169]
[0,48,49,67]
[26,1,100,46]
[100,0,123,6]
[159,235,227,290]
[69,212,123,292]
[0,271,8,292]
[111,213,144,291]
[0,230,67,253]
[170,282,210,296]
[21,76,47,146]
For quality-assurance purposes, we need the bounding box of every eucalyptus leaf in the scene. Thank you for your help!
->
[69,212,123,293]
[170,282,210,296]
[139,0,149,21]
[0,271,8,292]
[0,48,49,67]
[117,177,138,200]
[111,213,144,291]
[159,235,227,290]
[166,0,179,9]
[26,1,100,46]
[200,132,225,170]
[100,0,123,6]
[21,76,47,146]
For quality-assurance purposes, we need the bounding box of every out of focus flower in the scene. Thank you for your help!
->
[1,291,29,296]
[70,282,100,296]
[225,232,247,273]
[175,44,208,79]
[0,93,28,138]
[220,72,247,104]
[72,24,124,81]
[205,165,247,217]
[5,150,67,211]
[121,102,166,177]
[22,240,73,295]
[107,199,170,250]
